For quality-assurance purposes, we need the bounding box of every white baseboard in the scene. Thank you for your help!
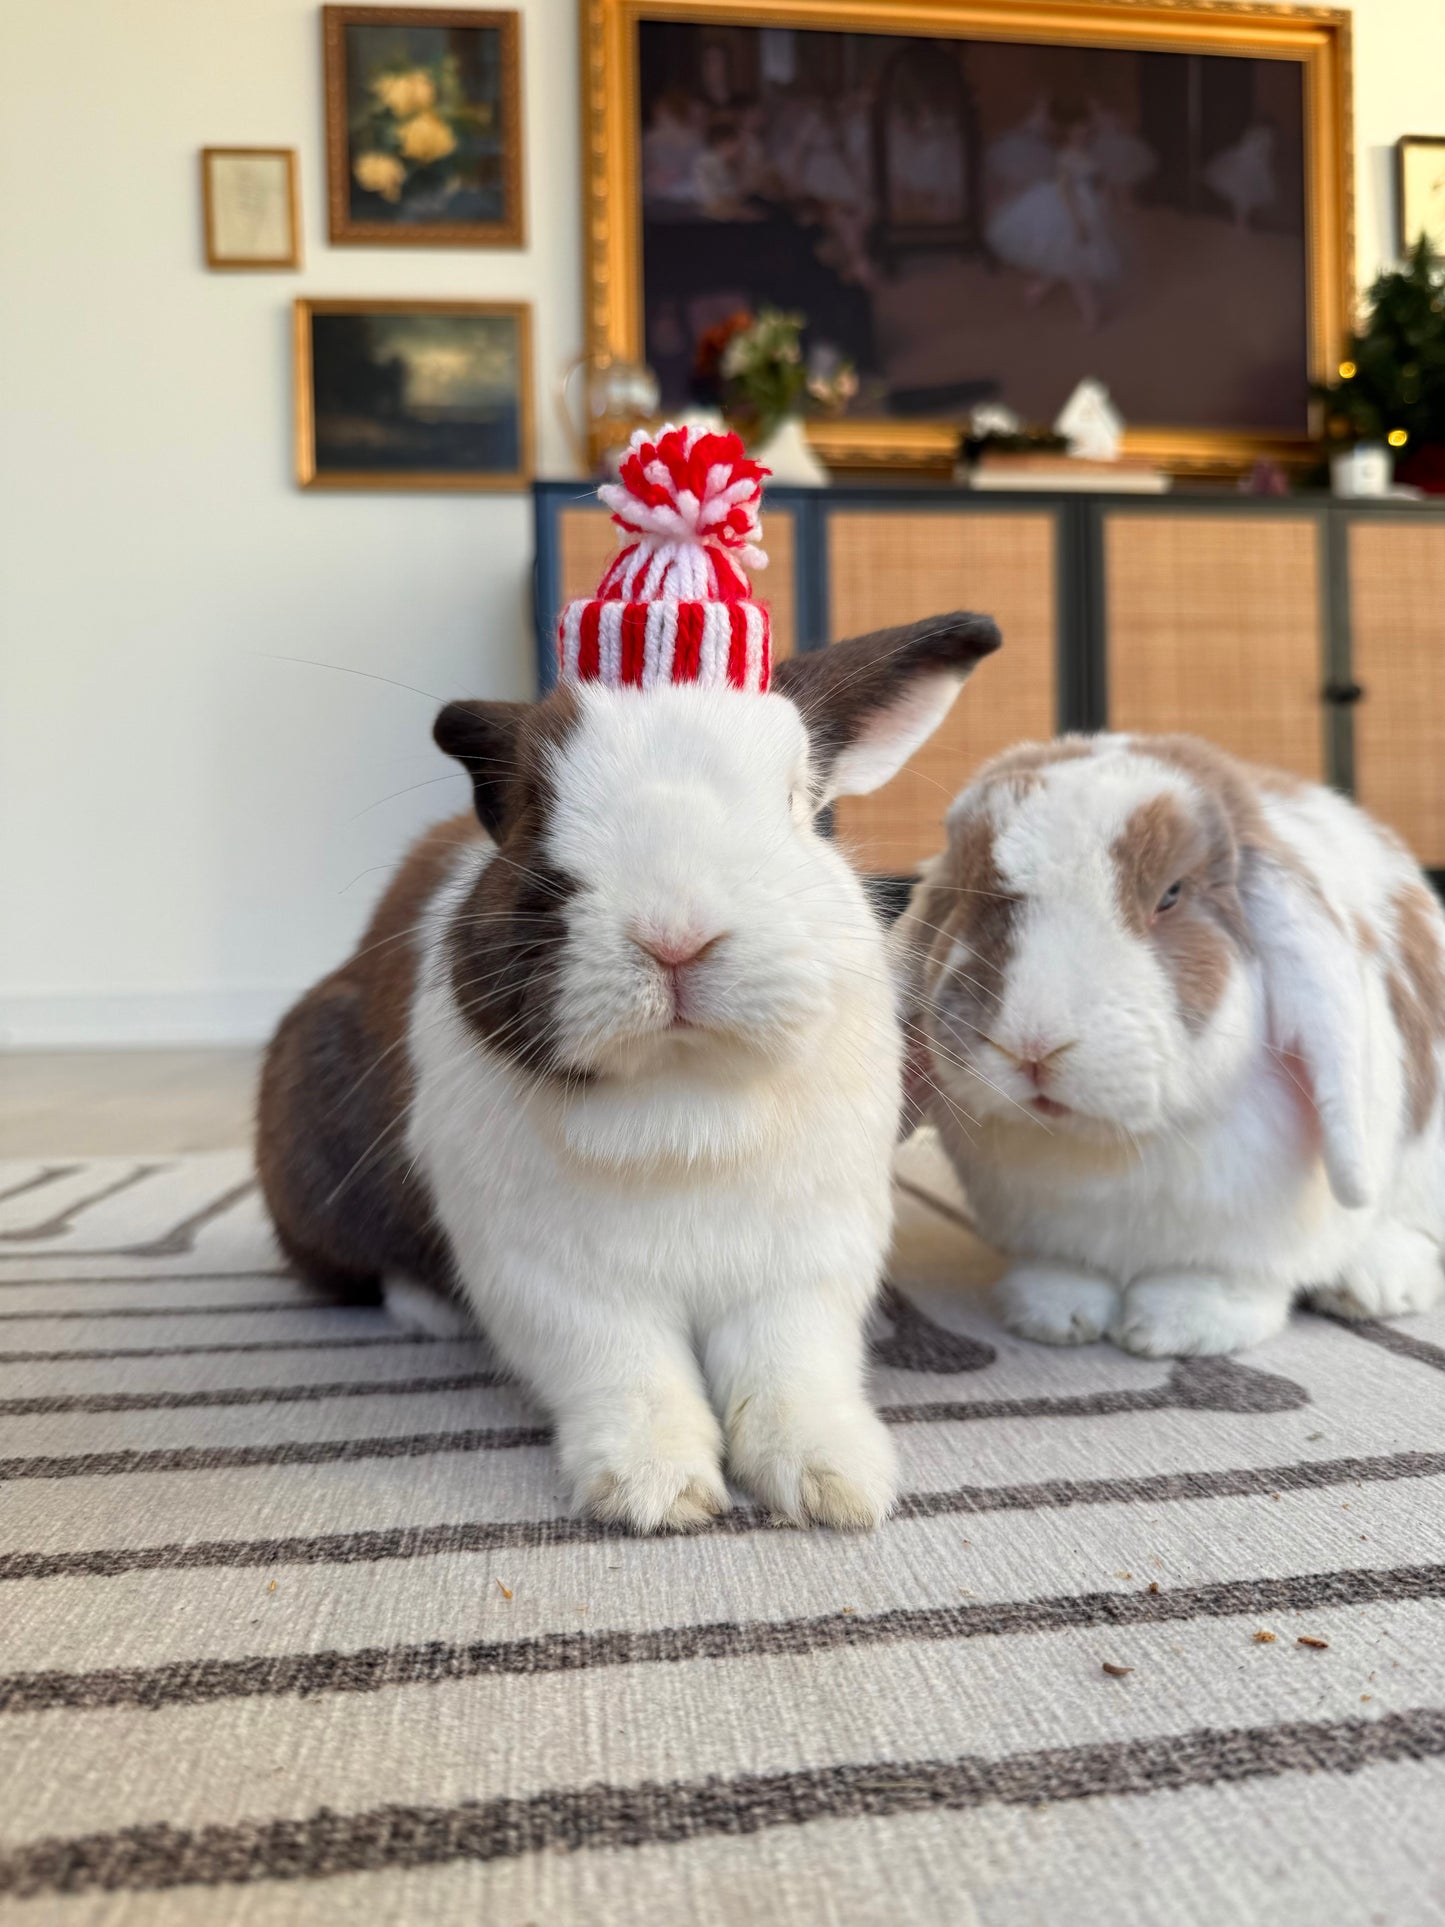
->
[0,987,299,1049]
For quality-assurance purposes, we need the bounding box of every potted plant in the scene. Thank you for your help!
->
[1317,236,1445,494]
[693,309,856,484]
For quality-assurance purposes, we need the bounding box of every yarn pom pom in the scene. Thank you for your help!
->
[599,425,769,572]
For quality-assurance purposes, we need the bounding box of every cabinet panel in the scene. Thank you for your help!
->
[827,510,1057,872]
[556,506,796,657]
[1104,513,1325,779]
[1350,520,1445,868]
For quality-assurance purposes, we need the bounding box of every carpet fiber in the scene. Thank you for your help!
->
[1,1141,1442,1923]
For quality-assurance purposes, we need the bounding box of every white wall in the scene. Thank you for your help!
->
[2,0,1442,1045]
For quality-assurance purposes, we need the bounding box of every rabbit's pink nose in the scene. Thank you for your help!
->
[990,1035,1077,1085]
[1021,1041,1076,1087]
[632,929,724,971]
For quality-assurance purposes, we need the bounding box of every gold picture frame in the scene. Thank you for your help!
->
[581,0,1354,474]
[201,147,302,269]
[294,298,534,491]
[323,5,525,247]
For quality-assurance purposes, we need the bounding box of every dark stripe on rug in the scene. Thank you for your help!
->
[114,1179,258,1261]
[3,1708,1443,1897]
[882,1357,1306,1423]
[0,1335,449,1365]
[0,1166,170,1245]
[2,1561,1438,1718]
[0,1167,81,1208]
[0,1270,293,1286]
[1339,1318,1445,1375]
[0,1368,509,1416]
[4,1449,1443,1581]
[0,1301,332,1324]
[0,1361,1306,1472]
[0,1423,550,1483]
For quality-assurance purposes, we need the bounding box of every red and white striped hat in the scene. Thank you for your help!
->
[558,424,771,693]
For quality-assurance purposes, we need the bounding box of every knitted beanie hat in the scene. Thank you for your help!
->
[558,424,772,693]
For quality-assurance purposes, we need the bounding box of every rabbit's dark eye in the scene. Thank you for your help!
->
[1155,880,1184,915]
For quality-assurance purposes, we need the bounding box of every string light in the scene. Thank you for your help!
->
[1388,427,1409,446]
[1338,360,1357,378]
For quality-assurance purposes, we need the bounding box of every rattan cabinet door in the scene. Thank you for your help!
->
[1103,511,1326,780]
[827,509,1057,873]
[557,506,797,658]
[1350,519,1445,869]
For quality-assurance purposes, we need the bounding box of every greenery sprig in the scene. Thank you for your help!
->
[1316,235,1445,454]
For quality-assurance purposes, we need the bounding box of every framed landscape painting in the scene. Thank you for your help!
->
[323,5,524,246]
[581,0,1353,472]
[294,299,533,490]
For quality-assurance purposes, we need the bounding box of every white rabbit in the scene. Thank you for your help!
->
[893,733,1445,1358]
[258,610,1001,1533]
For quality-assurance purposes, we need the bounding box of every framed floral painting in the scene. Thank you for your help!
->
[323,6,524,246]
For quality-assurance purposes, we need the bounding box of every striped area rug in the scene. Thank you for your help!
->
[0,1140,1443,1924]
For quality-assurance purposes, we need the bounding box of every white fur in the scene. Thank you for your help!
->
[908,737,1445,1357]
[404,685,910,1532]
[830,672,969,798]
[383,1275,475,1340]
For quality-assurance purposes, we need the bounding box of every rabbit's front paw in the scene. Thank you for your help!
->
[1311,1221,1445,1321]
[1110,1274,1287,1357]
[561,1400,729,1535]
[583,1459,730,1533]
[997,1263,1119,1346]
[727,1399,897,1531]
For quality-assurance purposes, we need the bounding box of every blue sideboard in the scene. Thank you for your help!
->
[534,480,1445,882]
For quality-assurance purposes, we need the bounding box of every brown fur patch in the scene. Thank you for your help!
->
[444,689,583,1079]
[1139,733,1348,942]
[256,811,482,1295]
[1386,967,1436,1136]
[1254,765,1309,797]
[901,806,1019,1069]
[1355,914,1380,955]
[980,737,1097,782]
[1388,881,1445,1133]
[971,736,1097,802]
[1396,883,1445,1028]
[257,688,585,1294]
[773,610,1000,795]
[1111,785,1244,1031]
[1133,736,1268,846]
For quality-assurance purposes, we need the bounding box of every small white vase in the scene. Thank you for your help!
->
[1331,441,1391,498]
[751,416,830,487]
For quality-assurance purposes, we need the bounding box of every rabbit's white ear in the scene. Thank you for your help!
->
[1242,850,1375,1209]
[773,611,1001,803]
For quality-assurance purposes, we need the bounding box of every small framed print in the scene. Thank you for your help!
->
[294,299,533,491]
[1397,136,1445,259]
[201,147,302,269]
[323,6,524,247]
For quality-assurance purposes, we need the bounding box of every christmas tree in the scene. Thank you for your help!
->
[1318,236,1445,482]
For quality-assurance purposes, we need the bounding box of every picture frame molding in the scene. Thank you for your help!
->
[1395,134,1445,260]
[294,296,535,491]
[581,0,1355,473]
[322,4,526,248]
[200,146,302,270]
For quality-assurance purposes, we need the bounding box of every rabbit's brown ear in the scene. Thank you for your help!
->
[434,700,528,836]
[773,611,1001,802]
